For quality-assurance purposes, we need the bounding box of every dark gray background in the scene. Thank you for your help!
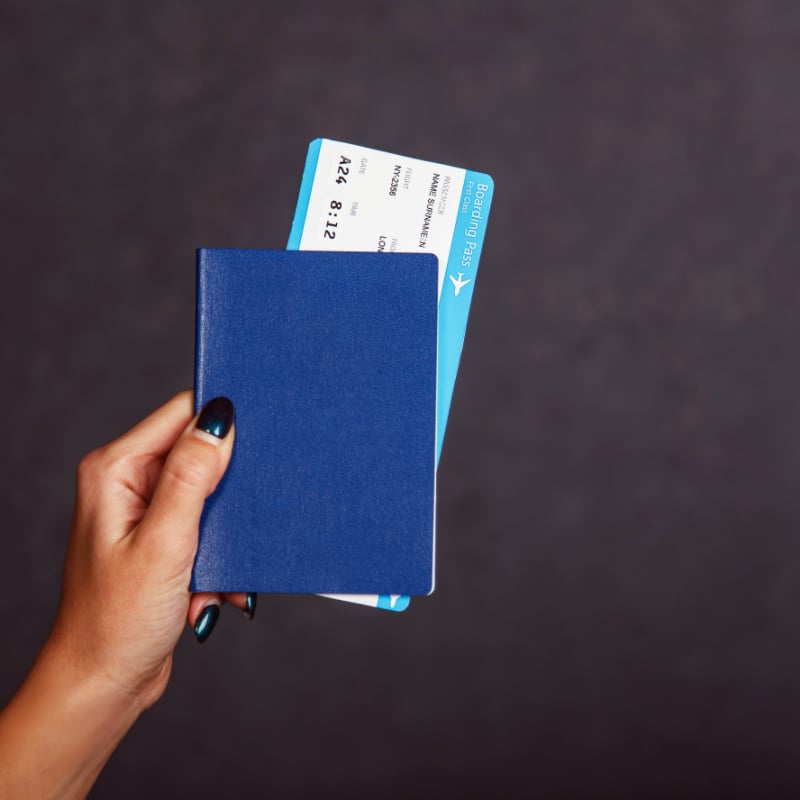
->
[2,1,800,797]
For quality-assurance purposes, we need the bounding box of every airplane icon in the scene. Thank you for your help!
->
[449,272,471,296]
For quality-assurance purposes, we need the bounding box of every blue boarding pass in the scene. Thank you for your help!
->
[288,138,493,611]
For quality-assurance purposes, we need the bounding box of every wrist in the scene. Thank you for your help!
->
[36,633,148,723]
[43,610,173,716]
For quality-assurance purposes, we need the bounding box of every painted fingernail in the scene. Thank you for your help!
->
[194,604,220,643]
[243,593,257,620]
[196,397,234,439]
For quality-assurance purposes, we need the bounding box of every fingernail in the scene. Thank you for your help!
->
[194,604,220,643]
[243,593,257,620]
[196,397,234,439]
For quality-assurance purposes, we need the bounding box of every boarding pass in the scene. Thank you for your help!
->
[287,138,493,611]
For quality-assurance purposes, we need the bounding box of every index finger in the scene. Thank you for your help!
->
[103,390,195,464]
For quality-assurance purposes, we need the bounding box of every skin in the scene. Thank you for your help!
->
[0,391,241,799]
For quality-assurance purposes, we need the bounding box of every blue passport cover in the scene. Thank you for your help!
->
[191,249,438,594]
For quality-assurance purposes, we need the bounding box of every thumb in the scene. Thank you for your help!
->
[137,396,235,558]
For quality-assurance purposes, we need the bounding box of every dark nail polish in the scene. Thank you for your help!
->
[243,593,257,620]
[196,397,234,439]
[194,604,220,643]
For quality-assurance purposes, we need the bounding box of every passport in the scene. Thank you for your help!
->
[191,248,438,595]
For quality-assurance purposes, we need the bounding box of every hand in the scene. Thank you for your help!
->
[0,391,253,800]
[49,390,252,707]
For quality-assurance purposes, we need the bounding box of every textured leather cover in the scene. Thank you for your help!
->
[191,249,438,594]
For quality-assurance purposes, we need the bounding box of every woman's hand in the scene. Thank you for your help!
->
[0,391,251,800]
[49,390,249,707]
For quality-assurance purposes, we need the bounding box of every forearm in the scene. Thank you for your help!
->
[0,638,143,800]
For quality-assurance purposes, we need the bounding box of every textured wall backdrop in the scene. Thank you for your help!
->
[2,2,800,797]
